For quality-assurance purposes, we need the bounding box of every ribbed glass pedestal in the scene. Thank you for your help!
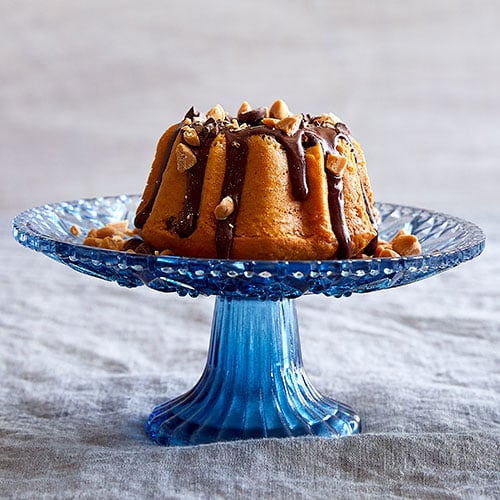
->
[146,296,361,446]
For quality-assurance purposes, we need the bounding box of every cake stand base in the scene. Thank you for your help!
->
[146,296,361,446]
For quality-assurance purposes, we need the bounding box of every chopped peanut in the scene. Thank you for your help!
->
[269,99,290,120]
[214,196,235,221]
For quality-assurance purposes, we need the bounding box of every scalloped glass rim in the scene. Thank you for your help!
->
[11,195,486,299]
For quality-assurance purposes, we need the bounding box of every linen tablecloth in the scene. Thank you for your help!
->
[1,1,499,498]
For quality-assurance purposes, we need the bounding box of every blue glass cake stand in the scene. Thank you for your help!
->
[12,195,485,446]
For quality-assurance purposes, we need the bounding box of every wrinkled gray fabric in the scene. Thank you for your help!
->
[1,1,499,498]
[1,215,498,498]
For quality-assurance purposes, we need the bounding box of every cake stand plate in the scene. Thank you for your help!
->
[12,195,485,446]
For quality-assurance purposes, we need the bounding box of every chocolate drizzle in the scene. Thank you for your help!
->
[238,107,268,125]
[304,125,378,254]
[325,170,352,259]
[134,123,182,229]
[216,126,315,259]
[214,124,354,258]
[138,106,378,259]
[134,107,201,229]
[303,127,353,258]
[215,131,249,258]
[175,120,219,237]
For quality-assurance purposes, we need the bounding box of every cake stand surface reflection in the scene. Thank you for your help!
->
[12,195,485,446]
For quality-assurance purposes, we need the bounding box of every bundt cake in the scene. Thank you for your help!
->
[134,100,379,260]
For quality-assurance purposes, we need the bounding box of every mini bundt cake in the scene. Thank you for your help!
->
[134,100,379,260]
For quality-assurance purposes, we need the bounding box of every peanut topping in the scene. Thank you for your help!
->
[374,244,390,257]
[226,118,243,132]
[206,103,226,121]
[175,143,197,172]
[371,230,422,258]
[100,236,121,250]
[70,224,81,236]
[82,220,135,251]
[83,236,100,247]
[269,99,290,120]
[214,196,235,221]
[107,220,130,233]
[378,248,400,258]
[391,230,422,256]
[96,226,116,238]
[317,112,342,126]
[182,126,201,147]
[325,153,347,177]
[237,101,252,116]
[277,114,302,136]
[262,117,280,128]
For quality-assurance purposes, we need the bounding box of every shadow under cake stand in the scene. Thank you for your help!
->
[12,195,485,446]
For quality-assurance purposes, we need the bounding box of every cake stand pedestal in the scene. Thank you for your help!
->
[147,297,359,445]
[12,195,485,446]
